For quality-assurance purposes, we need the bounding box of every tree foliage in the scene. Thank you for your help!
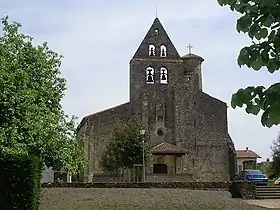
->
[0,16,84,173]
[217,0,280,127]
[271,132,280,176]
[101,116,150,173]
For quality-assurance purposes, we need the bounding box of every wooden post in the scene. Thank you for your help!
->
[181,157,183,174]
[174,156,177,175]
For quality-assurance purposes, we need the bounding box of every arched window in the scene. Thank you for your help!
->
[160,67,168,84]
[160,45,167,57]
[146,67,154,84]
[149,45,155,56]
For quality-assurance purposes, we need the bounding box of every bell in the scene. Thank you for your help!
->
[161,50,166,57]
[149,48,155,56]
[147,75,154,82]
[161,73,166,81]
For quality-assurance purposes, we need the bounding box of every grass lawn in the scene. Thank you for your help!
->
[39,188,268,210]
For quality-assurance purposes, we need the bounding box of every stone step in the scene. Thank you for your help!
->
[257,189,280,193]
[256,187,280,199]
[256,188,280,191]
[256,195,280,199]
[257,193,280,196]
[257,186,280,189]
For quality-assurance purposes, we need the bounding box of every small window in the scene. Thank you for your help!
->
[146,67,155,84]
[155,29,159,34]
[149,45,155,56]
[160,45,166,57]
[157,116,164,122]
[160,67,168,84]
[153,164,167,174]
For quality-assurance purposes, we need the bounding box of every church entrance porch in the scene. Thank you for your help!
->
[146,142,191,182]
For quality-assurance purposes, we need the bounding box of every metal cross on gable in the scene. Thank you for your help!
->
[187,44,193,54]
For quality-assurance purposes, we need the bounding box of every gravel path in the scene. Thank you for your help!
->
[40,188,270,210]
[245,200,280,209]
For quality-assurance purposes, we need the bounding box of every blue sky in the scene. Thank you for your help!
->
[1,0,280,161]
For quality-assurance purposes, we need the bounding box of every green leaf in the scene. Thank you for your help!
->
[246,104,261,115]
[261,49,269,65]
[263,15,274,27]
[235,4,247,13]
[261,111,269,127]
[217,0,232,6]
[249,24,262,39]
[237,16,252,33]
[267,60,279,73]
[231,93,238,108]
[260,0,278,7]
[260,28,269,39]
[251,56,263,70]
[238,47,250,67]
[250,49,260,61]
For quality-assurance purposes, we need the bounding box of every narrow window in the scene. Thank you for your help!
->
[160,45,167,57]
[160,67,168,84]
[146,67,155,84]
[157,116,164,122]
[149,45,155,56]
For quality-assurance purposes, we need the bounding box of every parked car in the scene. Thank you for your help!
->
[235,170,268,186]
[274,178,280,185]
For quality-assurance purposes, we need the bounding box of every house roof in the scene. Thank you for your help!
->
[151,142,188,155]
[236,149,261,158]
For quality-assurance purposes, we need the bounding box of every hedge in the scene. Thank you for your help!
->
[0,153,43,210]
[42,181,231,189]
[42,181,258,199]
[229,181,256,199]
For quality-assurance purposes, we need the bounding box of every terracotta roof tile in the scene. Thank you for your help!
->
[236,150,261,158]
[152,142,187,155]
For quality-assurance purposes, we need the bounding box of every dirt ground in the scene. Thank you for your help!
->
[39,188,271,210]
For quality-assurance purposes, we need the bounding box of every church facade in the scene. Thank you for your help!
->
[77,18,237,182]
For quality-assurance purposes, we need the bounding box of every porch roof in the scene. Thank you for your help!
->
[151,142,188,155]
[236,149,261,159]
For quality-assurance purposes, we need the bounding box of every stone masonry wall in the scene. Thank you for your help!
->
[189,92,235,181]
[78,102,133,182]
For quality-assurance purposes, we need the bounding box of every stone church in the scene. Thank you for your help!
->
[77,18,237,182]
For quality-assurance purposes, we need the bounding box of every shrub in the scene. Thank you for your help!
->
[42,181,231,189]
[0,153,43,210]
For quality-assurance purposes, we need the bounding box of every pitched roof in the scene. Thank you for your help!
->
[152,142,188,155]
[132,18,180,59]
[236,149,261,158]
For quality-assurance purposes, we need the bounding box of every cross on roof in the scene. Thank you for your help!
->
[187,44,193,54]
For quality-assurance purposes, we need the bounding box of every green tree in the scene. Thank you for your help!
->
[0,16,84,174]
[271,132,280,177]
[101,116,150,173]
[217,0,280,127]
